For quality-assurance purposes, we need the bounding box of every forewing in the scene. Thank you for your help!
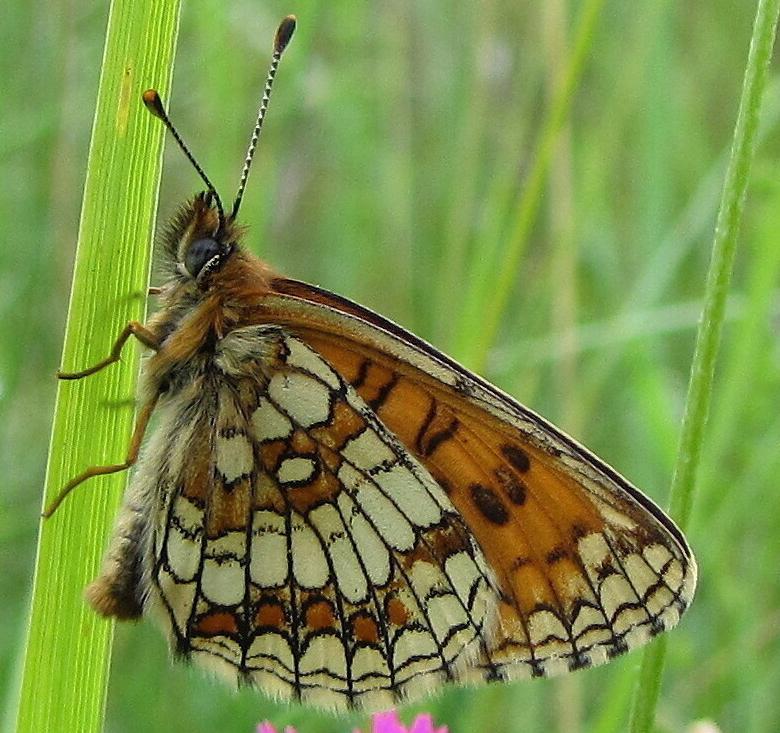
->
[253,279,697,679]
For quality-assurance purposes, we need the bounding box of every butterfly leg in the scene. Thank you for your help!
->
[42,392,160,518]
[57,321,160,380]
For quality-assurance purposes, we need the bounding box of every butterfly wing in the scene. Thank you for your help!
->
[93,276,695,711]
[251,278,697,680]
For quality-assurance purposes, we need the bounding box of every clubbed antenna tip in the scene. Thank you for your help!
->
[142,88,226,229]
[142,89,166,119]
[230,15,297,220]
[275,15,297,54]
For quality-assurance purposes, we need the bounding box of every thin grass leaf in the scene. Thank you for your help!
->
[453,0,606,372]
[628,1,780,731]
[12,2,181,730]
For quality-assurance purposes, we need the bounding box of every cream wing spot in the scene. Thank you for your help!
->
[250,510,288,588]
[593,497,640,531]
[251,396,293,441]
[558,567,594,605]
[408,558,482,655]
[374,463,442,527]
[336,491,391,587]
[215,433,254,482]
[299,634,348,678]
[248,632,295,672]
[527,609,569,647]
[408,560,443,601]
[166,525,200,582]
[206,530,246,559]
[269,371,332,427]
[201,532,247,606]
[657,604,681,631]
[278,455,318,485]
[643,543,686,594]
[570,604,609,641]
[171,495,204,534]
[444,550,482,600]
[425,593,470,645]
[423,472,457,512]
[442,550,496,632]
[392,628,438,669]
[166,496,203,582]
[339,463,416,552]
[622,553,664,602]
[577,532,611,579]
[155,567,197,636]
[291,511,330,588]
[202,546,245,607]
[284,337,341,389]
[342,428,397,471]
[642,542,673,573]
[351,646,389,685]
[191,639,243,679]
[623,623,652,651]
[309,503,368,604]
[663,558,685,594]
[645,584,676,618]
[599,574,645,628]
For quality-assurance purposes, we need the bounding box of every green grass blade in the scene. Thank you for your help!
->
[453,0,606,371]
[12,2,181,730]
[628,1,780,731]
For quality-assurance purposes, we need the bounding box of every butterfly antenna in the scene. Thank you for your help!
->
[230,15,297,221]
[142,89,226,229]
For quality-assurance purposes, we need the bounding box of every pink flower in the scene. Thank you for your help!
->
[360,710,449,733]
[256,723,297,733]
[258,708,448,733]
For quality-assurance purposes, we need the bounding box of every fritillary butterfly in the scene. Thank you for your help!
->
[46,16,696,711]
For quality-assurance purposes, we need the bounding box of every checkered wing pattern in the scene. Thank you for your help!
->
[140,326,501,710]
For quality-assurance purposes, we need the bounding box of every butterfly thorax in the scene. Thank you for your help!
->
[142,194,278,395]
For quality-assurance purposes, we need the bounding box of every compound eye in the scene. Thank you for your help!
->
[185,237,221,278]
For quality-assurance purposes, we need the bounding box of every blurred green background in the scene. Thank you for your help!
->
[3,1,780,731]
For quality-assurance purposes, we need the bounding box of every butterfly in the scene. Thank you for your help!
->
[46,15,696,711]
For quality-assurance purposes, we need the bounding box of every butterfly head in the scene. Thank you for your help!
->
[164,191,241,289]
[144,15,296,291]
